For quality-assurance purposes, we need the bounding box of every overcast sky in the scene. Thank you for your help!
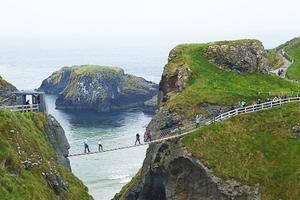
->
[0,0,299,47]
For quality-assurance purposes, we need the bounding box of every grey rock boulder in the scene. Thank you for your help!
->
[115,139,260,200]
[204,40,270,74]
[45,116,71,170]
[40,65,158,112]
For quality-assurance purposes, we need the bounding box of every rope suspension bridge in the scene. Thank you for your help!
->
[68,96,300,157]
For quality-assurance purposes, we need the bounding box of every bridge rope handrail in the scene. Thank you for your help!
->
[68,96,300,157]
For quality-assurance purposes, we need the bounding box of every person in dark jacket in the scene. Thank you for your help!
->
[135,133,141,145]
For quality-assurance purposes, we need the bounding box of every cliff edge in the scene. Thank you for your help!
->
[114,39,300,200]
[0,110,92,199]
[0,75,91,199]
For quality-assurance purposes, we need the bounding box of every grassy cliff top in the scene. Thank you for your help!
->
[182,103,300,200]
[0,111,91,199]
[208,39,262,46]
[282,37,300,80]
[73,65,124,75]
[165,42,300,118]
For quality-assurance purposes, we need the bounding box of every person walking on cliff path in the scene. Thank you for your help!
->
[135,133,141,145]
[144,130,152,142]
[148,130,153,142]
[84,138,90,153]
[98,138,103,151]
[195,114,202,128]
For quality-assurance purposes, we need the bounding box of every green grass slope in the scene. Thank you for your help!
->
[182,103,300,200]
[166,42,300,118]
[74,65,123,75]
[63,65,124,99]
[282,37,300,80]
[0,110,92,200]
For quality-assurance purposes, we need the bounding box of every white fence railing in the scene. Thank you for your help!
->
[0,104,39,112]
[206,97,300,124]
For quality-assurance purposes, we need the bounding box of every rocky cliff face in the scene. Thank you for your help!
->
[115,140,260,200]
[114,40,268,200]
[45,116,71,170]
[204,40,270,74]
[40,67,73,94]
[40,65,158,112]
[158,47,192,104]
[149,46,231,137]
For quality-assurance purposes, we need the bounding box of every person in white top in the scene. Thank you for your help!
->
[98,138,103,151]
[84,138,90,153]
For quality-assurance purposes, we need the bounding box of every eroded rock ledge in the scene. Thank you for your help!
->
[114,139,260,200]
[45,116,71,170]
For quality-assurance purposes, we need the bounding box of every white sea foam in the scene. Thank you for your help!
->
[110,174,130,180]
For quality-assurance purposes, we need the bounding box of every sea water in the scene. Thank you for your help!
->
[0,37,174,199]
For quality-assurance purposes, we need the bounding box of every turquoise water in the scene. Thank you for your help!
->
[46,95,150,199]
[0,37,172,199]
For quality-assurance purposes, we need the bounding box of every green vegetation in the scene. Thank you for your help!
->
[74,65,123,75]
[0,110,92,200]
[166,43,300,118]
[123,75,148,91]
[60,65,123,99]
[182,103,300,200]
[49,67,73,84]
[117,169,141,199]
[283,38,300,80]
[208,39,261,46]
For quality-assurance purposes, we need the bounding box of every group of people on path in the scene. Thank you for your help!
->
[83,129,155,153]
[278,68,284,76]
[134,129,153,145]
[238,95,291,109]
[82,93,300,153]
[83,138,103,153]
[80,112,207,153]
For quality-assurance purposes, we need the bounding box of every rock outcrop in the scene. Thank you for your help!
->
[115,139,260,200]
[158,47,192,104]
[114,40,268,200]
[40,67,73,94]
[39,65,158,112]
[204,40,270,74]
[45,116,71,170]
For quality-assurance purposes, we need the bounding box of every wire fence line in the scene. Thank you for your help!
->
[69,96,300,157]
